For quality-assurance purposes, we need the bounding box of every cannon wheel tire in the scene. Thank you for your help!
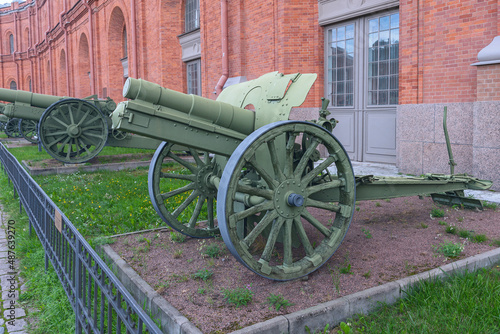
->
[217,121,356,280]
[148,142,220,238]
[5,118,22,138]
[19,119,39,143]
[39,99,108,163]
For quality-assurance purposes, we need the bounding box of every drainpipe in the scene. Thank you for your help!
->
[60,4,70,96]
[14,12,20,88]
[47,0,54,95]
[130,0,138,78]
[84,1,95,95]
[214,0,228,95]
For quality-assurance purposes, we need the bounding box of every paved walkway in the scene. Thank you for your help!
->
[0,205,28,334]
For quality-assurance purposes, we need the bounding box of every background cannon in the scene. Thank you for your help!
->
[0,89,162,163]
[111,72,492,281]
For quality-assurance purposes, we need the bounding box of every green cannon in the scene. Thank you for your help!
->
[0,89,162,163]
[111,72,492,281]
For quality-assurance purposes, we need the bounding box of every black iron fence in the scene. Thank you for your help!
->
[0,142,162,334]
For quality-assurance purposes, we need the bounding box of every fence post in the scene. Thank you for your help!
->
[75,237,82,334]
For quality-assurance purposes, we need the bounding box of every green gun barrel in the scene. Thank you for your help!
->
[122,78,256,135]
[0,88,62,109]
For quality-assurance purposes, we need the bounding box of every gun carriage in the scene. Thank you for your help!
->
[110,72,492,281]
[0,89,162,163]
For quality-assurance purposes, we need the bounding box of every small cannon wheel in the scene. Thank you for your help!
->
[149,142,219,238]
[0,121,6,133]
[39,99,108,163]
[19,119,39,143]
[4,118,22,138]
[217,121,356,280]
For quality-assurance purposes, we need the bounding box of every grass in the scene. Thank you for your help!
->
[341,265,500,333]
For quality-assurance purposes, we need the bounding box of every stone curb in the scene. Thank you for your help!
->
[21,160,151,176]
[102,241,500,334]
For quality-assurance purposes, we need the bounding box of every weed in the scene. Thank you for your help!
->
[222,285,254,307]
[339,322,352,334]
[471,234,487,243]
[490,239,500,247]
[173,249,183,258]
[361,228,372,239]
[339,253,353,274]
[430,208,445,218]
[434,241,464,258]
[266,293,293,311]
[445,225,457,234]
[197,288,206,295]
[305,324,330,334]
[438,220,447,226]
[328,265,341,292]
[384,199,391,203]
[170,232,186,243]
[193,268,214,281]
[362,270,371,279]
[355,207,360,212]
[375,202,381,207]
[458,229,472,239]
[483,202,498,210]
[203,243,222,258]
[420,223,428,229]
[457,216,464,223]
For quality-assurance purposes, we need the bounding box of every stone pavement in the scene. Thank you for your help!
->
[0,205,28,334]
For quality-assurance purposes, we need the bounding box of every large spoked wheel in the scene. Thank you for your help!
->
[217,121,356,280]
[5,118,22,138]
[19,119,38,143]
[149,142,220,238]
[39,99,108,163]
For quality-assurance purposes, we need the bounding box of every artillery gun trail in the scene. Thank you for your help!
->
[0,89,162,163]
[110,72,493,281]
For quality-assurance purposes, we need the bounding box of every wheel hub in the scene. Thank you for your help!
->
[274,179,306,218]
[67,124,81,138]
[196,164,217,196]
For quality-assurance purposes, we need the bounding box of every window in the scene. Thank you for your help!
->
[122,27,128,59]
[9,34,14,54]
[187,59,201,95]
[367,13,399,105]
[327,24,355,107]
[185,0,200,32]
[9,81,17,90]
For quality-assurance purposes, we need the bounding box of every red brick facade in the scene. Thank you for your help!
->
[0,0,498,105]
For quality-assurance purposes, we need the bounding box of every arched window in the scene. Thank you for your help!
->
[122,27,128,59]
[10,81,17,90]
[9,34,14,54]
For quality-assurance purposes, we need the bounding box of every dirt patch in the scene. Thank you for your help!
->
[24,153,153,169]
[110,196,500,333]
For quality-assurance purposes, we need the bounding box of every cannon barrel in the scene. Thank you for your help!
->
[0,88,62,109]
[123,78,256,135]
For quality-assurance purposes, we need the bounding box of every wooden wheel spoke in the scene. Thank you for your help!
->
[50,116,69,128]
[172,190,199,218]
[302,156,337,185]
[305,198,341,212]
[68,104,76,124]
[294,138,320,178]
[293,217,314,256]
[84,132,106,139]
[78,139,92,156]
[46,135,68,148]
[188,195,206,228]
[236,183,273,200]
[260,218,285,262]
[248,156,278,189]
[159,172,195,181]
[283,219,293,266]
[231,201,273,222]
[65,139,74,159]
[207,197,215,228]
[81,115,103,127]
[79,134,99,147]
[189,148,204,167]
[167,151,197,173]
[242,210,278,246]
[160,183,196,200]
[76,108,93,126]
[284,132,297,177]
[267,139,286,182]
[301,209,331,237]
[305,180,342,196]
[57,137,72,153]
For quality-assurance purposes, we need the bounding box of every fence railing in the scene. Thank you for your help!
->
[0,142,162,334]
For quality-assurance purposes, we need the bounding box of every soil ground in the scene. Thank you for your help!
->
[110,196,500,334]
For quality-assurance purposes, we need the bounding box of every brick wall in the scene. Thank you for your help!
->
[399,0,499,104]
[476,64,500,101]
